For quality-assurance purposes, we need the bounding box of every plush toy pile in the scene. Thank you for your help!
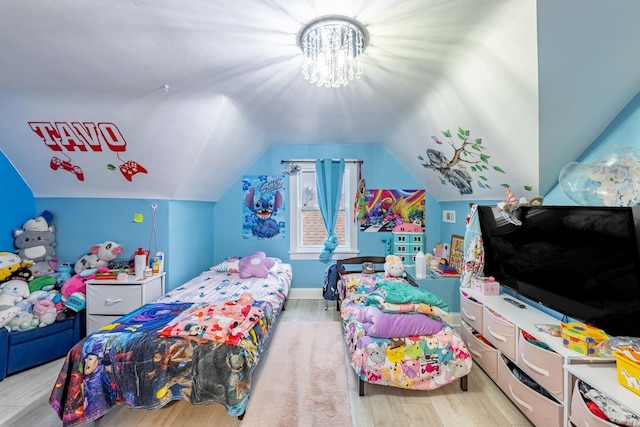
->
[0,214,121,332]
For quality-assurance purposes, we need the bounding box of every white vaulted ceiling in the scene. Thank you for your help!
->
[0,0,639,202]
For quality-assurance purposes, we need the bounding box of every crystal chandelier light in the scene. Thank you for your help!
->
[297,16,368,88]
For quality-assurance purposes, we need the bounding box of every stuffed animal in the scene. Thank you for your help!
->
[384,255,406,277]
[74,241,123,273]
[29,258,59,278]
[33,299,57,327]
[238,251,275,279]
[7,310,39,331]
[0,279,30,306]
[61,266,107,300]
[13,215,56,262]
[0,252,22,281]
[0,305,20,329]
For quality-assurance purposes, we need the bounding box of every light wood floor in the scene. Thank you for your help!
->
[0,299,533,427]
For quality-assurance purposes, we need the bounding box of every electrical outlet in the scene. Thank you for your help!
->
[443,210,456,223]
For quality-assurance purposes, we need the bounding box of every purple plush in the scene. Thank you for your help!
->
[238,251,275,279]
[357,306,444,338]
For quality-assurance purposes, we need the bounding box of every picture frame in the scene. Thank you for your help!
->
[449,234,465,274]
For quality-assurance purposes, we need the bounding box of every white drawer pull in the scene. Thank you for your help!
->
[521,353,549,377]
[508,385,533,412]
[462,308,476,321]
[487,326,506,342]
[105,298,123,305]
[469,347,482,358]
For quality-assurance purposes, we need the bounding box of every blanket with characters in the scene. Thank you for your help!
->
[339,272,472,391]
[49,262,292,427]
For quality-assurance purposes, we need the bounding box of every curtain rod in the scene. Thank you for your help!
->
[280,159,361,164]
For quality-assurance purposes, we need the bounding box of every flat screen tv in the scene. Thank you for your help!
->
[477,205,640,337]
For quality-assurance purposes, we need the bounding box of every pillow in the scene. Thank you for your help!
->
[239,251,275,279]
[212,257,240,273]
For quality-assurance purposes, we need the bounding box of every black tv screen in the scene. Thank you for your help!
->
[477,205,640,337]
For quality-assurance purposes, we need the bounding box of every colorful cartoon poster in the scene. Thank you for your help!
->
[359,189,425,232]
[242,175,286,240]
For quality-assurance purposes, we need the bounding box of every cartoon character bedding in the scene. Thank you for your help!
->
[49,259,292,427]
[339,270,472,394]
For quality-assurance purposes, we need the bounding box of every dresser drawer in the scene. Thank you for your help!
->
[483,307,516,361]
[497,355,563,427]
[517,330,564,401]
[461,321,498,381]
[87,314,122,335]
[87,284,143,315]
[460,291,484,332]
[570,380,618,427]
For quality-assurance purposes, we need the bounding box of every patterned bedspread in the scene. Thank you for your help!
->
[340,272,472,391]
[49,263,292,427]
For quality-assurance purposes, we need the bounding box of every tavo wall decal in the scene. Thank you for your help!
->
[28,121,147,182]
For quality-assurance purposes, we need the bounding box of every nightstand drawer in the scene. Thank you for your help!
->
[87,284,144,315]
[87,314,122,335]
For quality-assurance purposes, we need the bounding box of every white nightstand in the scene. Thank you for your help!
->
[85,273,165,335]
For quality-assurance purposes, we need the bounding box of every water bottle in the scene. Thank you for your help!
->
[134,247,146,279]
[415,250,427,279]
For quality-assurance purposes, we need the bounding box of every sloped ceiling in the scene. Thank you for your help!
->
[0,0,638,202]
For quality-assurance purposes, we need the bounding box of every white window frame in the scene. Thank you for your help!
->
[289,160,359,260]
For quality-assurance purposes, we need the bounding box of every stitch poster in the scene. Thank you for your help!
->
[242,175,286,240]
[359,189,425,232]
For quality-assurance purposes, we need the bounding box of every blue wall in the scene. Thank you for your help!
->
[0,150,36,249]
[34,198,215,291]
[545,90,640,205]
[212,144,430,288]
[167,200,215,289]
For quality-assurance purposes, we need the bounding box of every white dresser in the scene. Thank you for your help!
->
[85,273,165,335]
[460,287,640,427]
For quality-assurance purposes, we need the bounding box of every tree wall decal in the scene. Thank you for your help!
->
[418,127,525,195]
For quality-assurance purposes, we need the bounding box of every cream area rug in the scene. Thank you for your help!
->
[242,321,352,426]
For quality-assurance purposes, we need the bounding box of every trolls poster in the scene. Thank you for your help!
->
[359,189,425,232]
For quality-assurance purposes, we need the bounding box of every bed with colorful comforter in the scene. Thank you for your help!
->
[49,257,292,427]
[337,256,471,396]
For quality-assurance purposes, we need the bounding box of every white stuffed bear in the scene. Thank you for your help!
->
[384,255,406,277]
[0,279,30,306]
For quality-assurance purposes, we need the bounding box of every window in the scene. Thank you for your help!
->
[289,160,358,260]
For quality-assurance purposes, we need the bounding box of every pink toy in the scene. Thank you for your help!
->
[61,267,108,299]
[238,251,275,279]
[33,299,57,327]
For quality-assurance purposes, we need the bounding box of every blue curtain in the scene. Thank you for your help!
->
[316,158,345,261]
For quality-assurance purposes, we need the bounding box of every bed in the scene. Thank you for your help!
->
[49,254,292,427]
[337,256,471,396]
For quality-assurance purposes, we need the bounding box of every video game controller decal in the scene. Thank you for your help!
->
[119,160,148,181]
[50,156,85,181]
[29,121,149,183]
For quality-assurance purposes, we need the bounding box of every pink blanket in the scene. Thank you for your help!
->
[356,305,444,338]
[158,292,263,345]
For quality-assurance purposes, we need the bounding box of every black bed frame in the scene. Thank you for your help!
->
[336,256,468,395]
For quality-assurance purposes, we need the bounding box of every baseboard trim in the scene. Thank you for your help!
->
[288,288,323,300]
[286,288,461,327]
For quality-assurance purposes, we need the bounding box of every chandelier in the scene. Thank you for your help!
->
[297,16,368,88]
